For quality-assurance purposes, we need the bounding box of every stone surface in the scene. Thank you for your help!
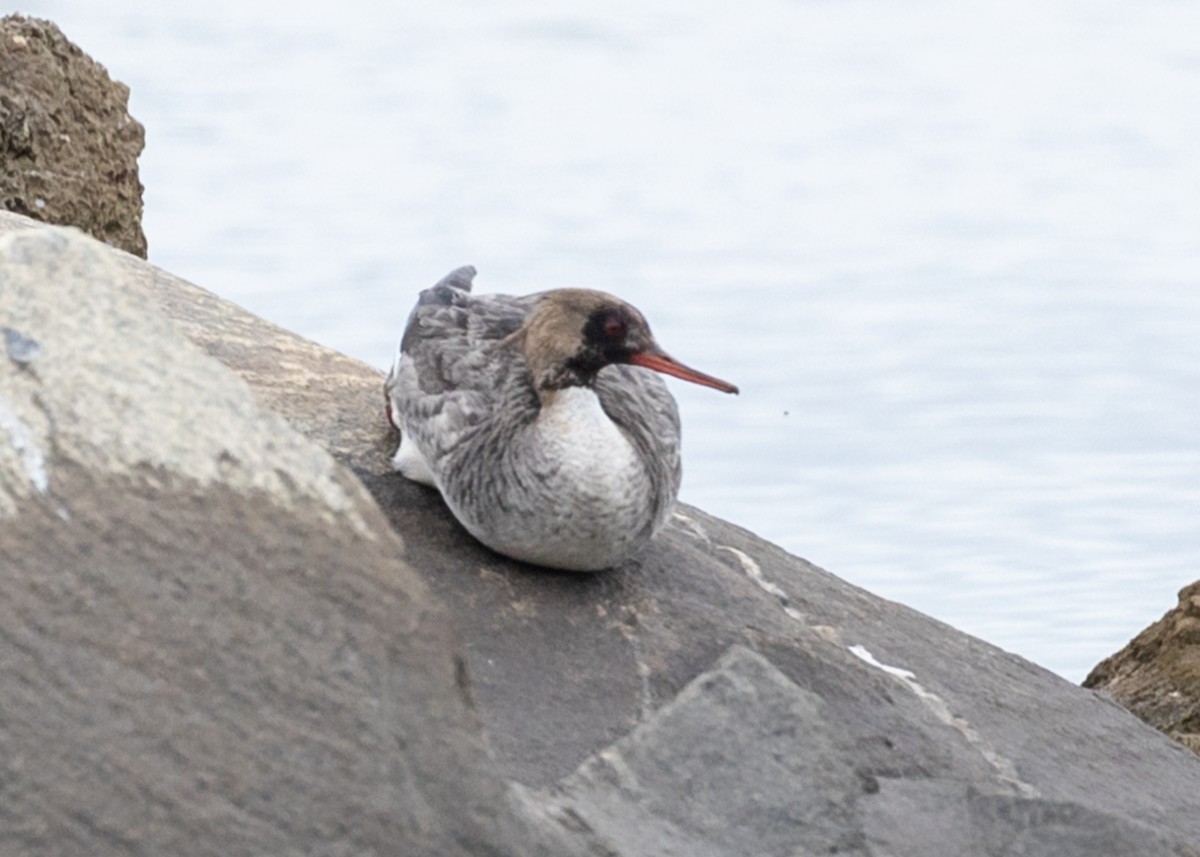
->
[4,210,1200,855]
[549,647,1198,857]
[1085,580,1200,755]
[0,16,146,256]
[0,223,607,856]
[547,646,872,857]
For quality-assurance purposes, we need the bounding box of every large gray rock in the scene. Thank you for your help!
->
[0,16,146,256]
[4,210,1200,855]
[0,222,605,856]
[548,647,1197,857]
[382,476,1200,853]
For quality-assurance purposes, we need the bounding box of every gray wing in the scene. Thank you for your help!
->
[386,266,537,472]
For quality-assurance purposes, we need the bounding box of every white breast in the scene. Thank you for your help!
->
[444,386,653,571]
[534,387,642,499]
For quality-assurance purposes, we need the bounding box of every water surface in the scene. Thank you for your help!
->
[18,0,1200,680]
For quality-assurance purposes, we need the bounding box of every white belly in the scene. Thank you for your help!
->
[448,387,655,571]
[535,387,643,511]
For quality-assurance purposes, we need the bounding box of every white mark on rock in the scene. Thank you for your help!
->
[782,605,807,623]
[813,624,843,645]
[677,516,808,624]
[672,511,711,545]
[624,625,655,722]
[0,395,49,495]
[596,747,643,792]
[848,644,1040,799]
[849,644,915,678]
[716,543,810,625]
[720,545,788,600]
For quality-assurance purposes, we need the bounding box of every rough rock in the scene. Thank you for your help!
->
[0,16,146,256]
[1085,580,1200,755]
[4,210,1200,855]
[0,222,606,856]
[548,647,1197,857]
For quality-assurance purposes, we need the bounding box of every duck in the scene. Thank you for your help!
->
[385,266,737,571]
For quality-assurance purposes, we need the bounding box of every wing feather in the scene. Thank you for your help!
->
[386,268,537,474]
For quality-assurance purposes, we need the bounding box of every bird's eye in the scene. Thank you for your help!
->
[603,312,627,339]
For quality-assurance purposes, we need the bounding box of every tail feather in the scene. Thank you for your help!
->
[433,265,476,293]
[413,265,476,309]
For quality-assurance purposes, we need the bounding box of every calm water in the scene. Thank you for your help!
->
[17,0,1200,681]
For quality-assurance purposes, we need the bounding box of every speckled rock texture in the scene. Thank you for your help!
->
[0,16,146,256]
[4,211,1200,855]
[1085,581,1200,756]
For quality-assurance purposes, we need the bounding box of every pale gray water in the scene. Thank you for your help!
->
[15,0,1199,681]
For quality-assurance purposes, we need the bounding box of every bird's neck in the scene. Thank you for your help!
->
[532,363,593,396]
[536,381,598,414]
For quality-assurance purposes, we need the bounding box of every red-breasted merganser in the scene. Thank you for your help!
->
[385,266,737,571]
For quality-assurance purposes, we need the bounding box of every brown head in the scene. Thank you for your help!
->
[503,289,739,396]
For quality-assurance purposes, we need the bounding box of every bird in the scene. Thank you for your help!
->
[385,265,737,571]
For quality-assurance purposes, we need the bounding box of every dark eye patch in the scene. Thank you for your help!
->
[603,310,627,340]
